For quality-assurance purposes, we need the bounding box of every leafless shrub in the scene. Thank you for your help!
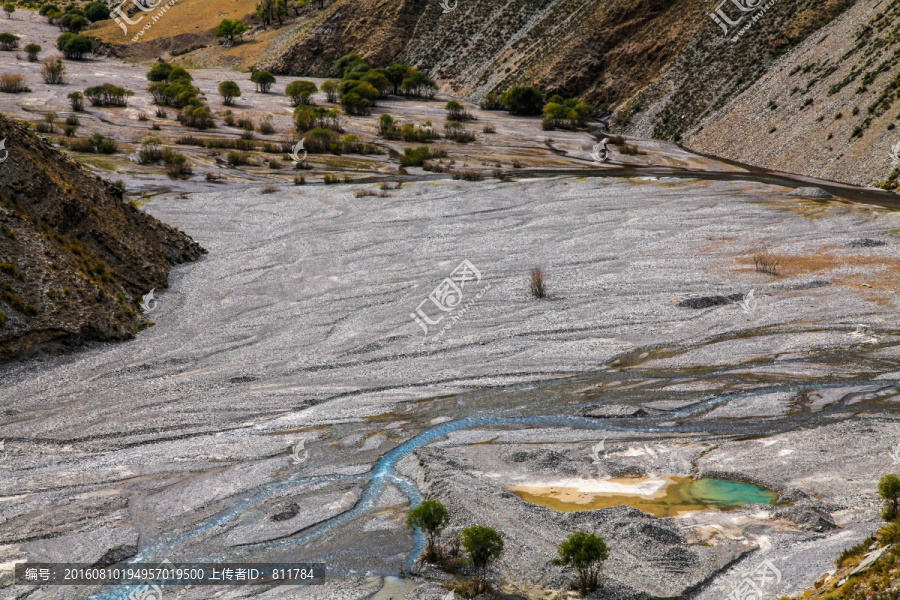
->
[381,181,402,190]
[260,185,278,194]
[620,144,645,155]
[530,268,547,299]
[451,169,484,181]
[137,111,148,121]
[0,73,28,93]
[205,172,224,182]
[155,107,168,118]
[754,252,779,275]
[258,116,275,135]
[356,188,389,198]
[482,123,496,134]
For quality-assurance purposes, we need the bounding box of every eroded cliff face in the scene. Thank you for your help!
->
[684,0,900,189]
[0,115,205,361]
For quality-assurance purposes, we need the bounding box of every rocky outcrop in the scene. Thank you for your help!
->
[0,115,205,361]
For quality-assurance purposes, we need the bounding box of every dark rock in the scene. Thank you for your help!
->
[848,238,888,248]
[270,501,300,522]
[677,294,745,309]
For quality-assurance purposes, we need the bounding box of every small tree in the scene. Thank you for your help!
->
[553,531,608,594]
[57,33,92,59]
[445,100,468,121]
[24,43,41,61]
[147,62,173,82]
[214,18,247,45]
[60,12,88,32]
[3,4,14,19]
[218,80,241,106]
[461,525,504,594]
[880,474,900,521]
[321,79,338,103]
[84,1,110,21]
[406,499,449,562]
[68,90,84,111]
[500,85,544,116]
[41,57,66,84]
[250,70,275,93]
[0,32,18,50]
[285,80,317,106]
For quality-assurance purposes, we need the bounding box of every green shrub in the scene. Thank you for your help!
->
[218,80,241,105]
[24,43,41,61]
[84,1,109,21]
[500,85,544,116]
[84,83,133,107]
[400,146,430,167]
[250,70,276,93]
[57,33,92,59]
[0,32,18,50]
[285,80,317,106]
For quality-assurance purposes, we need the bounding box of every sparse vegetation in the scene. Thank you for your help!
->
[0,73,28,93]
[41,57,66,84]
[529,268,546,298]
[445,100,473,121]
[451,169,485,181]
[67,133,118,154]
[444,121,475,143]
[753,252,779,276]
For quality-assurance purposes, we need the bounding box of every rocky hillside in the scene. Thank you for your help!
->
[0,115,205,362]
[92,0,900,187]
[685,0,900,189]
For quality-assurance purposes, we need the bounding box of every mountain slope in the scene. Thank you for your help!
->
[684,0,900,189]
[0,115,205,361]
